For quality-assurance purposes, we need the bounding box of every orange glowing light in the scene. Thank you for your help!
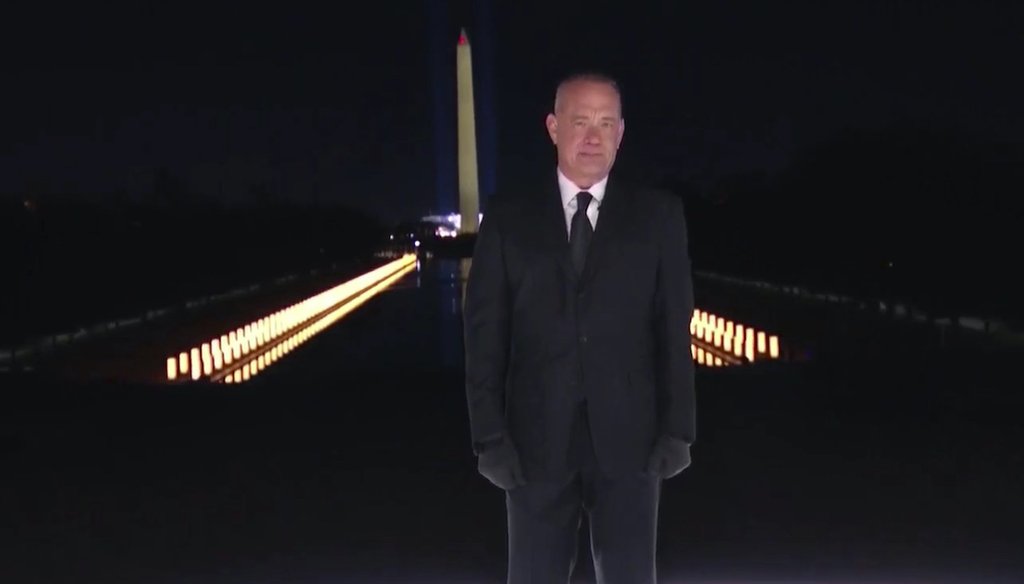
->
[169,254,418,384]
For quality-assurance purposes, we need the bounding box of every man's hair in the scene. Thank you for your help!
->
[553,71,623,115]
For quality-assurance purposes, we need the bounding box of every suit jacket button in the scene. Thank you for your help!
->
[579,334,588,343]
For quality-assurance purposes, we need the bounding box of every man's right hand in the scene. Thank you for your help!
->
[477,437,527,490]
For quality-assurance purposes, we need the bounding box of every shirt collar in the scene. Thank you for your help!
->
[557,168,608,209]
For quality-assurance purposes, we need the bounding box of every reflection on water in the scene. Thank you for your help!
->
[459,257,472,307]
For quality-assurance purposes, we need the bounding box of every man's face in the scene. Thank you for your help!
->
[545,80,625,188]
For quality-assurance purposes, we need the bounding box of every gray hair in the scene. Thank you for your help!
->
[553,71,623,115]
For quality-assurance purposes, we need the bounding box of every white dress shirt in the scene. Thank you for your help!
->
[557,168,607,240]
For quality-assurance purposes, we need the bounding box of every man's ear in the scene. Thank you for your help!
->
[545,113,558,144]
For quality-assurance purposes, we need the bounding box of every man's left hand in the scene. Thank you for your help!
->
[645,434,691,479]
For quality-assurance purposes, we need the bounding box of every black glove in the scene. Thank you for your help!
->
[477,437,527,490]
[645,434,691,479]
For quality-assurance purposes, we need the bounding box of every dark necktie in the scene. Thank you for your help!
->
[569,191,594,276]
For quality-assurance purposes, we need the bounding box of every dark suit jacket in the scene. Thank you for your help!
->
[463,173,696,479]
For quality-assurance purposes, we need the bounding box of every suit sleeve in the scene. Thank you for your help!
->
[463,207,511,456]
[654,194,697,445]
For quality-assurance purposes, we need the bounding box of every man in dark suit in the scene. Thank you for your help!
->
[463,71,695,584]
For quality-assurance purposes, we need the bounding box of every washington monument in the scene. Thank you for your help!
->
[456,27,480,234]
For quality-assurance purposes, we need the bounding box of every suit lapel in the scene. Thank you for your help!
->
[536,180,575,283]
[580,178,626,287]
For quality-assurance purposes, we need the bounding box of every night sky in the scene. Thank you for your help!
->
[2,0,1021,224]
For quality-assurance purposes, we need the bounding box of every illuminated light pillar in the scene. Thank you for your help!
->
[201,343,212,375]
[457,28,480,234]
[190,348,201,380]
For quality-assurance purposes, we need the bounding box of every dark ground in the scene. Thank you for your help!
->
[2,257,1022,583]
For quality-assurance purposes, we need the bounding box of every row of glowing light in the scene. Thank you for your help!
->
[166,254,418,382]
[689,308,780,367]
[166,258,773,381]
[212,306,778,380]
[210,260,418,384]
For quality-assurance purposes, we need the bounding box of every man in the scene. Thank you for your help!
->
[463,72,695,583]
